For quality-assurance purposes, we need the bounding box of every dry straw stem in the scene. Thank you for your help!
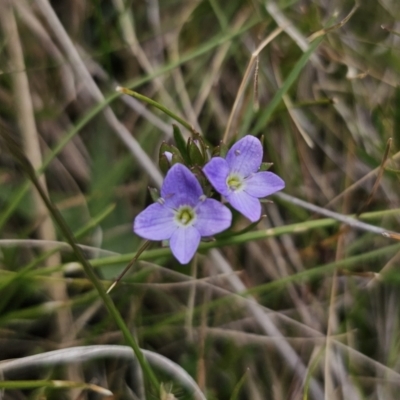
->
[0,127,160,393]
[111,0,178,113]
[168,39,203,134]
[14,0,171,138]
[78,46,172,137]
[275,192,400,239]
[35,0,163,187]
[200,327,400,390]
[324,149,400,210]
[222,27,283,143]
[13,0,76,103]
[193,10,250,117]
[356,138,392,217]
[271,57,314,148]
[0,380,112,396]
[0,345,207,400]
[0,2,83,395]
[264,0,322,67]
[307,2,360,42]
[0,239,118,258]
[209,249,324,399]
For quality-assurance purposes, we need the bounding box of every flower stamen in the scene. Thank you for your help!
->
[227,174,243,191]
[175,206,196,226]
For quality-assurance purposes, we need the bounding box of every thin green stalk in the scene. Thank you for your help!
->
[0,290,97,325]
[247,241,400,297]
[0,204,116,292]
[88,207,400,268]
[106,240,151,293]
[1,207,398,285]
[0,380,112,395]
[0,129,160,393]
[117,87,196,133]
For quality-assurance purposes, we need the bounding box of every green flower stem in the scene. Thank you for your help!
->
[0,380,112,395]
[106,240,151,294]
[0,204,116,292]
[1,207,397,286]
[1,133,160,393]
[88,207,400,268]
[33,183,159,391]
[117,86,196,133]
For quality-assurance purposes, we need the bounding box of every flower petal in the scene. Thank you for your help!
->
[170,227,201,264]
[245,172,285,198]
[133,202,176,240]
[226,135,262,176]
[194,199,232,236]
[227,191,261,222]
[161,164,203,206]
[202,157,230,196]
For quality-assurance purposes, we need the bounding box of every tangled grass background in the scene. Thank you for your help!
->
[1,0,400,399]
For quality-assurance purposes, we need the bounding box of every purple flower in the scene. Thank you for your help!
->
[203,135,285,222]
[134,163,232,264]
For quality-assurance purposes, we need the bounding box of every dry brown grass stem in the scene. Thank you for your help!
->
[356,138,392,216]
[324,149,400,210]
[272,57,314,148]
[264,0,322,67]
[222,26,283,143]
[193,10,250,117]
[209,249,325,399]
[111,0,178,113]
[307,2,359,42]
[0,2,83,397]
[35,0,163,186]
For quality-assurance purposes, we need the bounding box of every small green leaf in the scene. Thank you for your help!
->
[193,133,209,158]
[259,162,273,171]
[230,369,248,400]
[172,124,190,164]
[159,142,181,158]
[148,187,160,202]
[188,138,205,166]
[219,142,229,158]
[212,145,221,157]
[171,153,184,166]
[159,153,170,174]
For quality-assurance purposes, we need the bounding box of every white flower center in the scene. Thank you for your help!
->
[174,205,197,227]
[227,174,244,192]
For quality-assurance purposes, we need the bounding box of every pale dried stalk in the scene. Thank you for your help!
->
[324,150,400,210]
[222,27,283,142]
[168,41,202,134]
[264,0,322,67]
[209,249,324,399]
[1,2,82,397]
[272,60,314,148]
[276,192,400,238]
[34,0,163,187]
[111,0,177,112]
[76,43,172,136]
[0,345,207,400]
[193,9,250,117]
